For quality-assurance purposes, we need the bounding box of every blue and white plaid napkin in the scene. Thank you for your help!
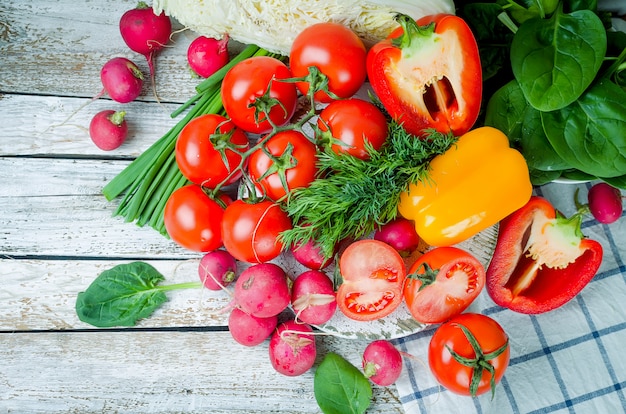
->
[393,182,626,413]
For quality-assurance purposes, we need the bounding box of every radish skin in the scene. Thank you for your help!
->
[187,34,230,78]
[269,320,316,376]
[89,110,129,151]
[99,57,144,103]
[119,1,172,99]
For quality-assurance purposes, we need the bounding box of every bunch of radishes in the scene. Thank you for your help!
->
[195,218,420,383]
[90,2,231,152]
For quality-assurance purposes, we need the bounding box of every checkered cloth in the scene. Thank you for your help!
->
[393,182,626,413]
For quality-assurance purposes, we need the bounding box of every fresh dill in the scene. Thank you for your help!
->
[280,122,457,258]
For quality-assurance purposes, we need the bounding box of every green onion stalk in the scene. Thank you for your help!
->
[102,44,280,236]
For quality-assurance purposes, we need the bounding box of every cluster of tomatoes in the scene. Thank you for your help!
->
[162,22,389,263]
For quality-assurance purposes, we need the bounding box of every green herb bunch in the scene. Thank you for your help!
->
[280,123,456,258]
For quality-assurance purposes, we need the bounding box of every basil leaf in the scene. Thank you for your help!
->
[314,353,372,414]
[542,78,626,178]
[76,261,167,327]
[511,8,606,111]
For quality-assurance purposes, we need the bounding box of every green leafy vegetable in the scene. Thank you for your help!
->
[279,123,456,258]
[542,78,626,178]
[510,7,607,111]
[314,352,372,414]
[75,261,202,327]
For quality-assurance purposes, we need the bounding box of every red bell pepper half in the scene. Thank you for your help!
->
[486,196,603,314]
[366,13,482,138]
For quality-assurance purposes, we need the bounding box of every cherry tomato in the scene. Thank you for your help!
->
[317,98,388,159]
[221,199,293,263]
[248,130,318,201]
[429,313,510,397]
[336,239,406,321]
[403,247,485,324]
[290,23,367,103]
[175,114,249,187]
[163,184,225,252]
[221,56,298,134]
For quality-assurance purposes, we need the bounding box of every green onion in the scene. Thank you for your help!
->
[102,44,280,236]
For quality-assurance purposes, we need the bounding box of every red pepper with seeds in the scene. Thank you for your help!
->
[366,13,482,138]
[486,196,603,314]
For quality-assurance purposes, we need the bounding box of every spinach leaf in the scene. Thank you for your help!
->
[602,174,626,190]
[529,168,563,185]
[542,78,626,178]
[484,80,527,141]
[485,80,570,171]
[76,261,201,327]
[519,104,570,171]
[314,353,372,414]
[511,8,606,111]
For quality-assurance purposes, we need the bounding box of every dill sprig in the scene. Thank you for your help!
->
[280,122,457,258]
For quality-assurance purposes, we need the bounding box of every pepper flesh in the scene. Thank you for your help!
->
[398,126,532,246]
[366,13,482,138]
[486,196,603,314]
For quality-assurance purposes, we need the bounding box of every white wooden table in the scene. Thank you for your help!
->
[0,2,404,412]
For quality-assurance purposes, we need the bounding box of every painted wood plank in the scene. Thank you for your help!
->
[0,259,232,331]
[0,94,183,157]
[0,1,202,101]
[0,331,404,413]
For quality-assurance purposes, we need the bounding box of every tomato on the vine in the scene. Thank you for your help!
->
[429,313,510,397]
[221,56,298,134]
[221,199,293,263]
[248,130,318,201]
[316,98,389,159]
[175,114,249,187]
[336,239,406,321]
[289,22,367,103]
[163,184,225,252]
[403,247,485,324]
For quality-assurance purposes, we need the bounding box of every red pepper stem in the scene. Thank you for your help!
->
[392,13,436,50]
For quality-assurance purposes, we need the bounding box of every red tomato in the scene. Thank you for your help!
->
[175,114,249,187]
[429,313,510,397]
[403,247,485,324]
[221,199,293,263]
[163,184,225,252]
[289,23,367,103]
[248,130,318,201]
[336,239,406,321]
[221,56,298,134]
[317,98,388,159]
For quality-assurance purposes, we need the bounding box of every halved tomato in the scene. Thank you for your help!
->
[336,239,406,321]
[403,246,485,324]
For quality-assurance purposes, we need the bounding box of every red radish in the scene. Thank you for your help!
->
[291,239,334,270]
[198,249,237,291]
[269,320,316,376]
[228,307,277,347]
[291,270,337,325]
[89,110,128,151]
[234,263,290,318]
[187,34,230,78]
[362,340,403,386]
[99,57,144,103]
[119,1,172,95]
[374,218,420,257]
[588,183,623,224]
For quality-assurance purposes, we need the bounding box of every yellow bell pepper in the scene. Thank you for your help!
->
[398,126,532,246]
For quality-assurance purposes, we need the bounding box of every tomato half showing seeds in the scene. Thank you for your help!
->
[248,130,318,201]
[289,22,367,103]
[429,313,509,397]
[221,199,293,264]
[403,247,485,324]
[336,239,406,321]
[175,113,249,187]
[316,98,389,160]
[221,56,298,134]
[163,184,225,252]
